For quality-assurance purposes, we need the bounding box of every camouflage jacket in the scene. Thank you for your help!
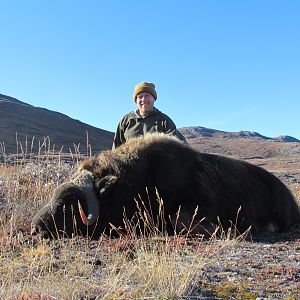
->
[112,108,186,148]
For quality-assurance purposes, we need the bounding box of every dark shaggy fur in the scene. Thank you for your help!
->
[32,134,300,239]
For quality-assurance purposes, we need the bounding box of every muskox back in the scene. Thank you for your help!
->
[32,134,300,238]
[192,152,299,232]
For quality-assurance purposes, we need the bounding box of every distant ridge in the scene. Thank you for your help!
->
[0,94,32,106]
[0,94,114,154]
[273,135,300,143]
[179,126,300,143]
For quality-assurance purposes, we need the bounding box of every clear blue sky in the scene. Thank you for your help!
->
[1,1,299,139]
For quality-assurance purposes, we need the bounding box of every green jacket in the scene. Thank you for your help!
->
[112,108,186,148]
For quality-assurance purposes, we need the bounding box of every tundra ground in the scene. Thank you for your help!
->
[0,151,299,299]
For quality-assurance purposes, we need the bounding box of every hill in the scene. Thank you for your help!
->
[180,126,299,143]
[179,126,300,160]
[0,94,114,154]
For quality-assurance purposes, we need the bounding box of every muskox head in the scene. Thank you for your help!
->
[31,169,114,239]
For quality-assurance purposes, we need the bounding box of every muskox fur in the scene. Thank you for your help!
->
[32,134,300,239]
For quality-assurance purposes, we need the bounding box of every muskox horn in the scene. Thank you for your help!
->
[72,169,99,226]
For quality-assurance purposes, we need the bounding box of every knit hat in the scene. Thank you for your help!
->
[133,82,157,102]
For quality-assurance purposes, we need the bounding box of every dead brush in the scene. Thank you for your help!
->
[0,191,211,299]
[96,195,209,299]
[98,191,251,299]
[292,183,300,204]
[0,135,82,233]
[1,135,290,299]
[0,192,251,299]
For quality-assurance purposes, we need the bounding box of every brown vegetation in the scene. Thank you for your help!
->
[0,137,299,299]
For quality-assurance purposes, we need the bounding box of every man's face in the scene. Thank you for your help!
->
[136,92,155,116]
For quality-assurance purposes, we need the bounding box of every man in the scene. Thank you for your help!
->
[112,82,186,148]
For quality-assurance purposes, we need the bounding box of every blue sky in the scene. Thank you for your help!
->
[1,1,299,139]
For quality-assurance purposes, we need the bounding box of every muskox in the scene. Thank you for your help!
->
[32,134,300,239]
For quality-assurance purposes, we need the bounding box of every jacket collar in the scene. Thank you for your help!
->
[132,107,160,119]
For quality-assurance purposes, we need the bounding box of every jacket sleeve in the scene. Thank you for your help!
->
[112,118,126,149]
[174,129,187,143]
[164,116,187,143]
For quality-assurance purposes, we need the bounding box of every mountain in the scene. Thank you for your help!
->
[179,126,300,142]
[273,135,300,143]
[179,126,300,159]
[0,94,114,154]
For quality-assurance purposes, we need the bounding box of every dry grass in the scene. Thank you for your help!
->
[0,171,210,299]
[0,144,213,299]
[292,183,300,205]
[0,234,212,299]
[0,138,299,299]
